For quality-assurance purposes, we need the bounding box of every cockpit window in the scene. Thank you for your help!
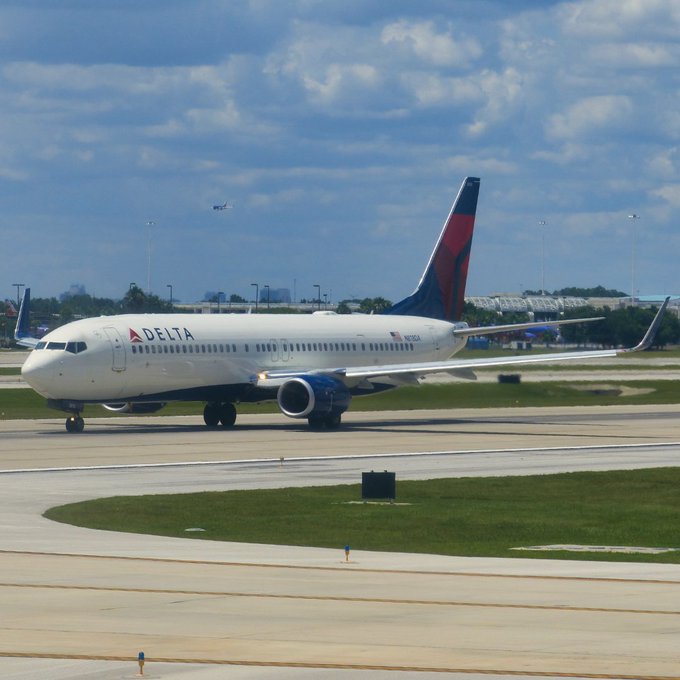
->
[65,341,87,354]
[35,341,47,350]
[46,342,66,350]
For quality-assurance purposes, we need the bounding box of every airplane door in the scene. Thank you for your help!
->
[103,327,126,372]
[270,339,290,362]
[280,338,290,362]
[427,326,440,353]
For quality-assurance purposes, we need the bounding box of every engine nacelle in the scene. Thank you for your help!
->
[277,375,351,420]
[102,402,166,414]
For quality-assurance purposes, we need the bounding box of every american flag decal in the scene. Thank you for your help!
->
[390,331,402,341]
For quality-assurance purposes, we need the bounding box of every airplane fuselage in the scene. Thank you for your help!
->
[22,312,467,405]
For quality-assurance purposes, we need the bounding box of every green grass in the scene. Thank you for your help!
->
[0,368,20,376]
[44,467,680,563]
[1,379,679,420]
[352,381,680,409]
[459,347,680,360]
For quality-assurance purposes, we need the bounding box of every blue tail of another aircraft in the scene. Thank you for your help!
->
[14,287,39,348]
[386,177,480,322]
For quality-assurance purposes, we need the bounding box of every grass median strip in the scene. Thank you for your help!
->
[2,379,680,420]
[44,467,680,564]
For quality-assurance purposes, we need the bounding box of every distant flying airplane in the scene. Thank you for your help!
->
[15,177,668,433]
[212,201,233,211]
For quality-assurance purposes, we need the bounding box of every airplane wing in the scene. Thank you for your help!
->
[452,316,603,338]
[257,298,668,387]
[13,288,40,349]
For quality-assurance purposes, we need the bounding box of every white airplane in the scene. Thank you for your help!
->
[212,201,233,211]
[16,177,668,433]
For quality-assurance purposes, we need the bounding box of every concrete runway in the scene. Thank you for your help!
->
[2,407,680,679]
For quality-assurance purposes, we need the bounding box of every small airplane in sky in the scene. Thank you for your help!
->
[15,177,668,433]
[212,201,233,211]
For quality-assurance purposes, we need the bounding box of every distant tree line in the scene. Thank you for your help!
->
[559,304,680,348]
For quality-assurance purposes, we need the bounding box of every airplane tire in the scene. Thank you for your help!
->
[308,414,341,430]
[325,414,341,429]
[219,403,237,427]
[66,416,85,433]
[203,403,220,427]
[308,416,325,430]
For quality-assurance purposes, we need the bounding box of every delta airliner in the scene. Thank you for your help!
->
[15,177,667,432]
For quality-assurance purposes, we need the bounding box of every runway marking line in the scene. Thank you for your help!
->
[2,549,680,585]
[1,580,678,617]
[4,440,680,474]
[1,653,679,679]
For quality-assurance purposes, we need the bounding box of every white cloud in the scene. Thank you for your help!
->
[531,142,592,165]
[380,20,482,67]
[558,0,680,39]
[301,63,380,105]
[647,148,680,179]
[652,184,680,208]
[0,165,28,181]
[589,42,680,68]
[397,72,482,108]
[445,155,517,176]
[546,95,633,140]
[466,68,525,137]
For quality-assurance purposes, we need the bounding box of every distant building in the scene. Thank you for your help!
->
[260,288,291,304]
[465,295,588,321]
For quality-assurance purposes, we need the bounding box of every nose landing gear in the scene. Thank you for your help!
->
[65,414,85,433]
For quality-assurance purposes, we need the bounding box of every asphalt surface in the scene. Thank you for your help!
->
[3,406,680,678]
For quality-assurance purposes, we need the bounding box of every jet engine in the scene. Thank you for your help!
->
[102,402,166,414]
[277,375,351,427]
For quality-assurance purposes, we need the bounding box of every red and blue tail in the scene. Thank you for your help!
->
[386,176,480,322]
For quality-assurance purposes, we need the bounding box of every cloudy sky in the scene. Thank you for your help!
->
[2,0,680,305]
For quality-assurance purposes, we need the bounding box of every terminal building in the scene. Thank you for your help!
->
[465,294,679,321]
[465,295,589,321]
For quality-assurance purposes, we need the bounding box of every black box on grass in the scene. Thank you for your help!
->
[362,471,396,501]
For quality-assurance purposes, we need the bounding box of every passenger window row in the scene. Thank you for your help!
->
[130,340,416,355]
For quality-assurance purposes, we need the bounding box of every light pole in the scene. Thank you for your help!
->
[166,284,173,308]
[251,283,259,311]
[217,291,224,314]
[146,220,155,294]
[538,220,546,295]
[11,283,24,308]
[314,284,320,310]
[628,214,640,302]
[323,292,328,309]
[264,284,270,310]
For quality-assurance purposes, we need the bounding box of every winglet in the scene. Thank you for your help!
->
[622,296,670,353]
[14,287,39,349]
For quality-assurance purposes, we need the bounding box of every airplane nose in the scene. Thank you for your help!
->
[21,353,56,396]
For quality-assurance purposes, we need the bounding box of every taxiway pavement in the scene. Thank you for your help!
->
[2,407,680,679]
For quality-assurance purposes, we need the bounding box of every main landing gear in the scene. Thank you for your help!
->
[307,413,342,430]
[203,402,237,428]
[65,414,85,433]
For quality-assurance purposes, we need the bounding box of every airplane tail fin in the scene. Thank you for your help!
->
[385,176,480,321]
[4,300,17,318]
[14,288,39,348]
